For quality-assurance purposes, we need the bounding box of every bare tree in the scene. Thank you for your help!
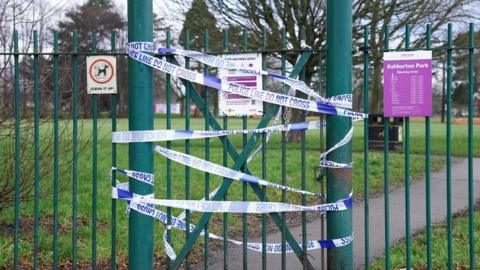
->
[0,0,78,213]
[200,0,479,141]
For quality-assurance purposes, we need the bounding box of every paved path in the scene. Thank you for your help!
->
[201,158,480,269]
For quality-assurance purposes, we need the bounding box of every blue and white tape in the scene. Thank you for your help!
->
[112,178,351,259]
[111,168,155,215]
[111,167,154,186]
[112,120,325,143]
[127,200,353,259]
[154,46,352,109]
[153,145,321,197]
[320,160,352,169]
[127,42,366,120]
[111,183,155,215]
[319,127,353,169]
[111,164,352,259]
[113,186,351,213]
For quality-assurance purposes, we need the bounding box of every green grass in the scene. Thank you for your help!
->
[371,209,480,269]
[0,116,461,267]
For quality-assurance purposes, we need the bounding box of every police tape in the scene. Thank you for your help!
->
[153,145,321,197]
[127,42,366,120]
[141,201,353,259]
[113,186,351,213]
[114,183,352,258]
[319,127,353,169]
[112,172,352,259]
[111,180,351,258]
[127,199,353,259]
[154,46,352,109]
[110,167,154,186]
[111,182,154,215]
[319,160,353,169]
[112,120,325,143]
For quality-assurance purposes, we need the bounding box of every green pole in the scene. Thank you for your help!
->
[127,1,154,269]
[13,30,20,270]
[467,22,475,270]
[326,1,353,269]
[363,25,370,269]
[425,24,432,270]
[446,23,453,270]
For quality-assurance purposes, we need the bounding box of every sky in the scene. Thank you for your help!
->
[35,0,480,43]
[60,0,187,35]
[26,0,185,32]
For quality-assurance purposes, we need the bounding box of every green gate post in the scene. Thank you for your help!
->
[326,1,353,269]
[127,1,154,269]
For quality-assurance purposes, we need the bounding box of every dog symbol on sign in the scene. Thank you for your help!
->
[95,65,109,77]
[89,59,114,84]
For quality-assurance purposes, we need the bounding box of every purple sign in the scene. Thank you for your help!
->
[383,51,432,117]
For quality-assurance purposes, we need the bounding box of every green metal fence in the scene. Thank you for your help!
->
[362,23,477,270]
[2,14,478,270]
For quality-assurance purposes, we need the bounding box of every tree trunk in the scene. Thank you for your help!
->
[370,55,383,113]
[178,96,185,117]
[441,60,446,123]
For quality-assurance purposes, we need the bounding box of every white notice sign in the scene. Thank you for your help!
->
[86,56,117,94]
[218,53,263,116]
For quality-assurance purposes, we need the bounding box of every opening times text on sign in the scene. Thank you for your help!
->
[383,51,432,117]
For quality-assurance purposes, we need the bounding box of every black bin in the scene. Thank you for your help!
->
[368,114,403,150]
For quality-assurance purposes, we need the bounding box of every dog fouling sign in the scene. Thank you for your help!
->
[87,56,117,94]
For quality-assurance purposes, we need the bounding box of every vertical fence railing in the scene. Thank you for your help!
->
[203,29,211,270]
[383,25,391,270]
[280,27,288,270]
[71,30,79,270]
[467,22,475,270]
[241,29,249,270]
[261,27,268,270]
[221,28,229,270]
[52,30,60,270]
[446,23,453,270]
[110,30,118,270]
[318,52,326,270]
[165,30,173,269]
[91,30,98,270]
[299,27,308,270]
[33,30,40,270]
[184,28,192,270]
[13,30,20,270]
[425,24,432,270]
[404,24,412,270]
[363,25,370,270]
